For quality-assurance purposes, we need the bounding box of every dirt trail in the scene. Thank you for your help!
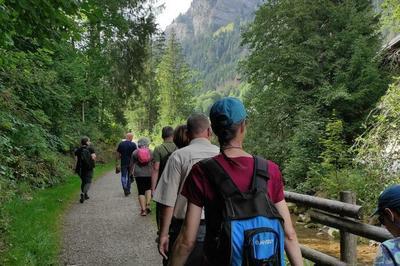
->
[61,171,160,266]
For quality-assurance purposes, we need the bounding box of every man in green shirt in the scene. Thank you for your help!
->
[152,126,177,232]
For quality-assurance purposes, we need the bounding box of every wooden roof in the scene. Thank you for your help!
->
[383,34,400,70]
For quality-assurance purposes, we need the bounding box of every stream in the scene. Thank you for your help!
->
[294,216,379,265]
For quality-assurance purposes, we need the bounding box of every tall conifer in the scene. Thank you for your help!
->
[156,33,194,125]
[242,0,389,187]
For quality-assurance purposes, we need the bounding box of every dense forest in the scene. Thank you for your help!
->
[242,0,395,209]
[1,0,400,250]
[0,0,157,220]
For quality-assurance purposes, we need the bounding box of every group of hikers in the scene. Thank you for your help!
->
[74,97,400,266]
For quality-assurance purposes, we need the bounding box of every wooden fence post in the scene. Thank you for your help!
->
[340,191,357,265]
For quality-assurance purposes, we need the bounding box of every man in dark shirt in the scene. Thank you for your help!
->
[116,132,137,196]
[75,136,96,203]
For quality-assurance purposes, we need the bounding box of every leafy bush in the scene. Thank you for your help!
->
[242,0,389,189]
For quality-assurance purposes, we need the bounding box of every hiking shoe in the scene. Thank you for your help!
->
[140,210,147,216]
[146,207,151,214]
[84,194,89,200]
[79,194,85,203]
[124,190,130,196]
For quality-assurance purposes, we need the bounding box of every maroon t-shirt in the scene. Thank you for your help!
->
[181,154,285,207]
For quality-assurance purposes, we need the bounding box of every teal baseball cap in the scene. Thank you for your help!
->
[372,185,400,216]
[209,97,247,128]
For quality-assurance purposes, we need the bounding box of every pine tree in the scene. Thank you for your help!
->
[242,0,389,187]
[156,33,195,125]
[127,36,164,133]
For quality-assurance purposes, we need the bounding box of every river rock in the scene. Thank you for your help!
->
[304,223,319,229]
[298,213,311,223]
[369,240,379,247]
[317,226,339,238]
[287,202,297,213]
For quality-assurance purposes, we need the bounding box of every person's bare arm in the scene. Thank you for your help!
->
[169,203,202,266]
[151,162,160,192]
[274,200,303,266]
[158,204,174,259]
[154,155,181,259]
[91,153,96,161]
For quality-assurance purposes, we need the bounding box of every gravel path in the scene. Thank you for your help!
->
[60,171,161,266]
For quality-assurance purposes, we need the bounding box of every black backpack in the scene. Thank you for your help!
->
[158,144,176,178]
[198,156,285,266]
[81,147,95,170]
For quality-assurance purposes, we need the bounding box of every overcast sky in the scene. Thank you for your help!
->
[156,0,192,30]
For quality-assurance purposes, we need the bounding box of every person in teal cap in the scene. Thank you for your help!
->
[374,185,400,265]
[170,97,303,266]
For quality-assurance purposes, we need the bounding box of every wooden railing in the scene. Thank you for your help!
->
[285,191,392,266]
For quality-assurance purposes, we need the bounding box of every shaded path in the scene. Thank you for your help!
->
[61,171,160,266]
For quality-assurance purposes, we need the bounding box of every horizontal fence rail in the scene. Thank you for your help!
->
[284,191,363,219]
[310,210,392,242]
[284,190,391,265]
[300,245,346,266]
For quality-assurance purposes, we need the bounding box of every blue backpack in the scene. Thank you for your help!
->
[199,156,285,266]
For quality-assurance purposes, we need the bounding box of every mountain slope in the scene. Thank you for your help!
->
[165,0,263,93]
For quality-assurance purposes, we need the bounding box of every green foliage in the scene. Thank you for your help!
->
[298,0,400,211]
[242,0,389,188]
[303,117,350,190]
[308,166,388,212]
[194,91,223,114]
[126,34,197,147]
[127,35,165,134]
[0,0,156,190]
[352,1,400,182]
[0,0,79,49]
[156,33,196,126]
[0,0,157,255]
[296,118,390,212]
[283,108,324,188]
[381,0,400,33]
[213,22,235,38]
[243,85,298,166]
[178,20,246,93]
[320,119,350,171]
[355,80,400,179]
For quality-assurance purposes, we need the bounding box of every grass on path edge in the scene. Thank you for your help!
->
[1,163,113,266]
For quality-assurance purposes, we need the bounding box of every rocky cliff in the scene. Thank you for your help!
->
[166,0,263,40]
[165,0,263,93]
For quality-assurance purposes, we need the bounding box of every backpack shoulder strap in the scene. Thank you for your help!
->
[160,144,167,153]
[161,143,174,154]
[82,146,90,156]
[198,158,241,199]
[251,156,269,192]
